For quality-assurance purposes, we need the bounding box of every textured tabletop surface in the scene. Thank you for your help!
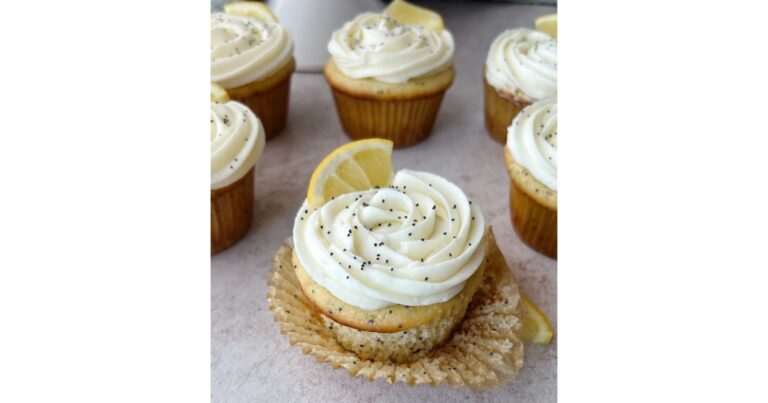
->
[211,2,557,402]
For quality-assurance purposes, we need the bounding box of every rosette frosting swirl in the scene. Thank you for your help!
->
[211,100,265,190]
[506,99,557,191]
[328,13,454,84]
[485,28,557,101]
[211,12,294,89]
[293,170,485,310]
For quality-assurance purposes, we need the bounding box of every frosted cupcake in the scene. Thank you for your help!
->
[325,10,455,147]
[504,98,557,258]
[211,85,265,254]
[211,3,294,139]
[484,28,557,143]
[293,170,485,362]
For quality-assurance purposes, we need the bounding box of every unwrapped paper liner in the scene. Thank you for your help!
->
[267,229,524,390]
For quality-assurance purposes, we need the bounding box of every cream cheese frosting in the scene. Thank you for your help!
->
[506,99,557,191]
[211,100,265,190]
[485,28,557,101]
[293,170,485,310]
[328,13,454,84]
[211,12,294,89]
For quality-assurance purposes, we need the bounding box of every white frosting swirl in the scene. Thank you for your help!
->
[328,13,454,84]
[293,170,485,310]
[506,99,557,191]
[211,12,293,89]
[485,28,557,101]
[211,100,265,190]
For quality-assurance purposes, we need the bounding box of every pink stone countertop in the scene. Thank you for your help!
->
[212,3,557,402]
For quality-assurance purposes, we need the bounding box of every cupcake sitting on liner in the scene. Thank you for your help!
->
[325,11,455,147]
[484,28,557,143]
[293,170,485,362]
[211,85,265,254]
[504,98,557,258]
[211,3,295,139]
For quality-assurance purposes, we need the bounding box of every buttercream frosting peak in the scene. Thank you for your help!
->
[293,170,485,310]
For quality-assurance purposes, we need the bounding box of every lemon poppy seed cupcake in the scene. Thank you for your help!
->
[211,3,295,139]
[325,5,455,148]
[293,168,485,363]
[484,28,557,143]
[211,85,265,254]
[504,98,557,258]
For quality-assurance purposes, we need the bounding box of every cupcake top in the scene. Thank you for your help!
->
[211,100,265,190]
[506,98,557,191]
[293,170,485,310]
[485,28,557,102]
[328,13,454,84]
[211,12,294,89]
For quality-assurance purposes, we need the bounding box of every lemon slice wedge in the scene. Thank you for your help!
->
[211,83,230,103]
[535,13,557,38]
[384,0,444,31]
[224,1,277,23]
[519,293,554,344]
[307,139,394,207]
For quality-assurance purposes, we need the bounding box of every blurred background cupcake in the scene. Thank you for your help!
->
[211,2,295,139]
[504,98,557,258]
[211,84,265,254]
[324,0,455,147]
[484,27,556,143]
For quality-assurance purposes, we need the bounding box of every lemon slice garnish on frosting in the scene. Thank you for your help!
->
[307,139,394,208]
[224,1,278,22]
[535,13,557,38]
[211,83,230,103]
[520,293,554,344]
[384,0,444,31]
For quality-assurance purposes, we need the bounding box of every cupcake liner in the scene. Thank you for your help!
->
[509,178,557,258]
[483,75,530,144]
[267,229,524,390]
[211,167,254,254]
[329,87,447,148]
[234,75,292,140]
[225,59,296,140]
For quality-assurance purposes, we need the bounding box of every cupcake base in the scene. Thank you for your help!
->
[509,178,557,258]
[504,148,557,259]
[267,229,524,390]
[211,167,254,254]
[293,244,486,363]
[329,89,447,147]
[224,58,296,140]
[324,60,454,148]
[483,73,530,144]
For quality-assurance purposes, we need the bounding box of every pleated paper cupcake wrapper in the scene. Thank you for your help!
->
[329,88,447,148]
[232,76,292,140]
[267,229,525,390]
[211,168,254,254]
[509,179,557,259]
[483,76,529,144]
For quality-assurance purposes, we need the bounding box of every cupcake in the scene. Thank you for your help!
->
[292,169,486,362]
[324,7,455,147]
[504,98,557,258]
[484,28,557,143]
[211,3,295,139]
[211,84,265,254]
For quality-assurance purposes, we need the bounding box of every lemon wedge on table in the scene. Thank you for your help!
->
[224,1,277,22]
[519,293,554,344]
[210,83,230,103]
[384,0,444,31]
[307,139,394,208]
[535,13,557,38]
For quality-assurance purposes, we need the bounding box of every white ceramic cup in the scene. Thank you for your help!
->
[269,0,382,73]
